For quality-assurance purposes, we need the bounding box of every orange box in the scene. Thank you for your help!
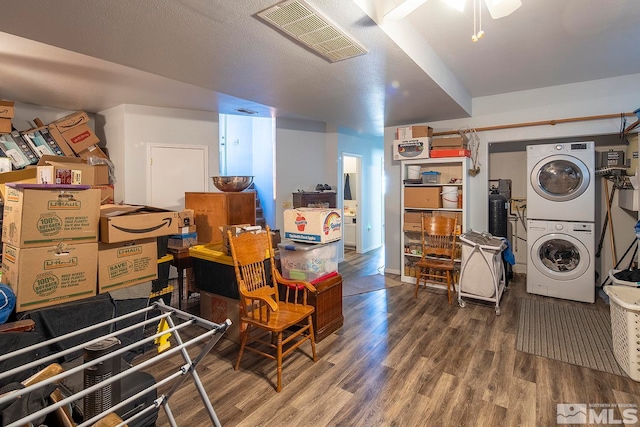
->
[0,100,15,118]
[61,124,100,154]
[0,118,11,133]
[429,149,471,158]
[51,111,90,133]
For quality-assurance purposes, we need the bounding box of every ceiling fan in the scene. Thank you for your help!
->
[384,0,522,21]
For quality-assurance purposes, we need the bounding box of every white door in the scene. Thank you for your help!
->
[148,144,209,211]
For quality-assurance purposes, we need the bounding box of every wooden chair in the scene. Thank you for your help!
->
[228,226,317,392]
[414,214,458,304]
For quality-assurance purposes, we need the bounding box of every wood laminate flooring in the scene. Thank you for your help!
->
[142,247,640,426]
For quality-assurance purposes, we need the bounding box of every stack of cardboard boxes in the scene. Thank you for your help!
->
[1,188,180,313]
[0,104,114,205]
[167,209,197,249]
[392,125,471,160]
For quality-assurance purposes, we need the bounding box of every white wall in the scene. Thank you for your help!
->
[98,104,219,205]
[274,118,328,232]
[252,116,276,228]
[384,73,640,275]
[11,102,86,133]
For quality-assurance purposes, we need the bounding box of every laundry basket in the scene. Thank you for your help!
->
[604,285,640,381]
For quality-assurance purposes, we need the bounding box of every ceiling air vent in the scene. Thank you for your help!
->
[257,0,367,63]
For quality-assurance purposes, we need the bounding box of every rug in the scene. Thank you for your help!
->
[343,274,405,297]
[516,298,625,376]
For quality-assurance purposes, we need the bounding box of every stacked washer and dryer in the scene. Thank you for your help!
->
[526,142,596,303]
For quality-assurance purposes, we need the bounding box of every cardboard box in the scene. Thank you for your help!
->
[180,225,197,234]
[21,127,69,157]
[404,187,442,208]
[0,168,38,200]
[3,184,101,248]
[393,137,431,161]
[430,149,471,158]
[98,238,158,293]
[178,209,194,227]
[431,135,468,148]
[403,211,422,232]
[199,290,240,343]
[36,156,109,185]
[396,126,433,140]
[168,232,198,249]
[60,124,100,154]
[100,204,180,243]
[283,208,342,244]
[92,185,114,205]
[51,111,89,133]
[0,132,38,169]
[0,100,15,118]
[77,145,109,161]
[46,125,77,157]
[0,118,11,134]
[2,242,98,312]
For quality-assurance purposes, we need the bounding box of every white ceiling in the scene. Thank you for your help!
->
[0,0,638,136]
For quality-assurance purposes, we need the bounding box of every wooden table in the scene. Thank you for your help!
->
[167,247,193,308]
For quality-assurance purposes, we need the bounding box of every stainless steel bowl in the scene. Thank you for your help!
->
[211,176,254,192]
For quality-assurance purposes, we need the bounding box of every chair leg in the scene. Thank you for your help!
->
[276,331,283,392]
[235,323,249,371]
[414,271,422,298]
[446,271,452,305]
[308,316,317,362]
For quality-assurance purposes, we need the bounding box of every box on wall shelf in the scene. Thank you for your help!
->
[278,240,339,282]
[36,155,110,186]
[431,135,468,149]
[98,238,158,293]
[2,184,100,248]
[393,137,432,161]
[403,211,423,232]
[2,242,98,312]
[404,187,442,209]
[99,204,180,243]
[430,149,471,158]
[395,126,433,140]
[283,208,342,244]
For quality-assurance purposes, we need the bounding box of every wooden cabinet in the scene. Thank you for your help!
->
[292,192,336,208]
[185,191,256,244]
[307,273,343,342]
[400,157,470,284]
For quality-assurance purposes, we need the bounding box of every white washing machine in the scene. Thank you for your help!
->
[526,219,595,303]
[527,141,595,222]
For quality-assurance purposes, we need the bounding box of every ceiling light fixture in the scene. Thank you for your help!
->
[471,0,484,42]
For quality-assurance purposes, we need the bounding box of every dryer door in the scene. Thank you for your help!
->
[530,233,590,281]
[530,154,590,202]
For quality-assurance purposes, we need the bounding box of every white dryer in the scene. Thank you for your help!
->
[526,219,595,303]
[527,141,595,222]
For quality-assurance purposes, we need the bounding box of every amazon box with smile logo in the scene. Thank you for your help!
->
[2,184,100,248]
[100,204,180,243]
[2,242,98,312]
[98,238,158,293]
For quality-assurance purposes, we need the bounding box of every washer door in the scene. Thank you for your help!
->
[530,233,590,281]
[530,154,590,202]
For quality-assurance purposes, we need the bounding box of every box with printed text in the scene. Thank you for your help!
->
[283,208,342,244]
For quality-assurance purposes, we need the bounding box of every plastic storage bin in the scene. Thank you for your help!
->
[278,240,339,282]
[604,286,640,381]
[421,171,441,184]
[189,243,271,299]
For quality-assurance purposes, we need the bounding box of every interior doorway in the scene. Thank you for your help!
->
[342,153,362,253]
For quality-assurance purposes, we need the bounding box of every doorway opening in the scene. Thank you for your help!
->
[342,153,362,253]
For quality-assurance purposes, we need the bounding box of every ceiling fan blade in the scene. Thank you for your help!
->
[484,0,521,19]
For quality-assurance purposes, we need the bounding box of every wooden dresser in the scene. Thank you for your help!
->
[185,191,256,243]
[292,191,337,208]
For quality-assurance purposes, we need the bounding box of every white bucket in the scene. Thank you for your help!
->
[441,186,459,208]
[407,165,421,180]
